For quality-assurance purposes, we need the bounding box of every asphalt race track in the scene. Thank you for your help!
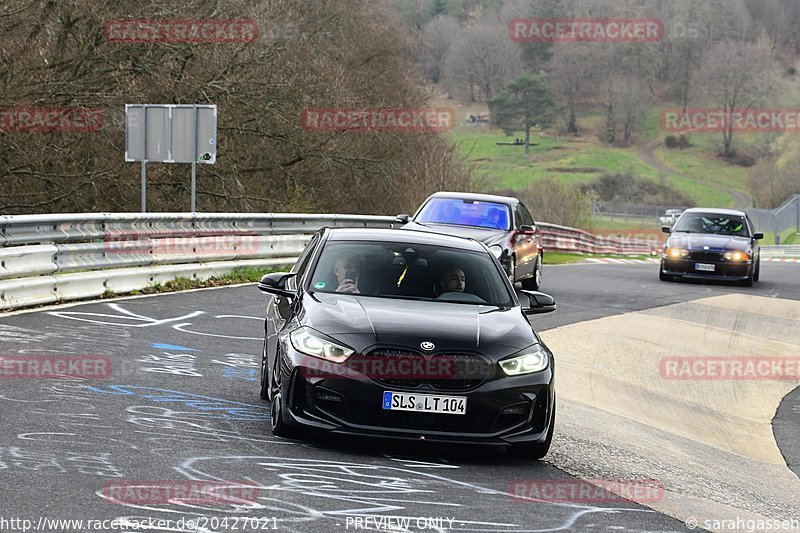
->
[1,260,798,532]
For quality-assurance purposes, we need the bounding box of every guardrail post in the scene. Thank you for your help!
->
[796,194,799,233]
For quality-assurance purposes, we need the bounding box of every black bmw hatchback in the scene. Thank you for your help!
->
[257,228,557,458]
[660,208,763,286]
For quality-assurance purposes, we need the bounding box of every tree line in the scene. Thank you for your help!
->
[395,0,800,208]
[0,0,470,214]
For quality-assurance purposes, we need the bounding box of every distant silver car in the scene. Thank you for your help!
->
[659,209,684,227]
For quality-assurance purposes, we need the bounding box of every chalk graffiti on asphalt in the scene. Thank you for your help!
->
[0,446,122,477]
[49,303,263,341]
[94,455,659,531]
[138,351,202,377]
[49,303,204,328]
[88,385,270,421]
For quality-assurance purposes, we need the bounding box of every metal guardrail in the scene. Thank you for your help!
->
[0,213,397,310]
[2,212,794,312]
[747,194,800,244]
[538,222,661,255]
[592,202,691,221]
[760,245,800,258]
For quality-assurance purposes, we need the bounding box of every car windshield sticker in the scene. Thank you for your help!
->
[314,281,327,289]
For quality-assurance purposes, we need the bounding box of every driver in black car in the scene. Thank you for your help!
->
[437,266,466,295]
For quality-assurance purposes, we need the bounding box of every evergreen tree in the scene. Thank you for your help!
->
[489,72,555,156]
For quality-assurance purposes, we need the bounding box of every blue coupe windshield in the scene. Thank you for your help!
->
[416,198,511,230]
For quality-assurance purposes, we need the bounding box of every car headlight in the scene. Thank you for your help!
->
[499,344,549,376]
[664,247,688,258]
[723,251,750,261]
[290,327,354,363]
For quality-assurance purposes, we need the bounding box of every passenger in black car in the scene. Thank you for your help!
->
[333,254,361,294]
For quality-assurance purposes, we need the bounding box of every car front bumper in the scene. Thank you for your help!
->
[275,346,555,445]
[661,257,752,280]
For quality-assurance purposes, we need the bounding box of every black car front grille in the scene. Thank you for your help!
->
[687,251,723,262]
[363,348,493,391]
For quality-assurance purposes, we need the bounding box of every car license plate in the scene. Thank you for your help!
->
[382,391,466,415]
[695,263,715,272]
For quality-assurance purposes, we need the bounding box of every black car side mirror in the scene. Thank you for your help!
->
[519,290,556,315]
[396,214,410,224]
[519,224,535,232]
[257,272,297,298]
[753,232,764,240]
[661,226,671,234]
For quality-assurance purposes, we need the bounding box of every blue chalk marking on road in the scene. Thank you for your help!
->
[86,385,270,421]
[151,343,198,352]
[223,367,257,382]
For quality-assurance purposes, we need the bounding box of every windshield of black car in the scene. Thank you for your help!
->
[415,198,511,230]
[307,241,514,307]
[672,213,750,237]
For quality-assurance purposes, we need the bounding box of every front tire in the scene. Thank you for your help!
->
[753,259,760,282]
[520,254,543,290]
[270,392,298,438]
[659,263,673,282]
[508,397,555,460]
[259,340,270,401]
[269,352,304,439]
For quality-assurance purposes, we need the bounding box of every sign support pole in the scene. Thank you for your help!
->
[191,104,198,212]
[140,104,147,213]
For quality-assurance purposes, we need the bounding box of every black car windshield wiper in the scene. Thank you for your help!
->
[373,294,437,302]
[374,293,502,306]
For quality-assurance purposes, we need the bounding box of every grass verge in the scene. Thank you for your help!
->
[544,252,655,265]
[117,266,284,297]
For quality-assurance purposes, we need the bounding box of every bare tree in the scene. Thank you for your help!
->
[747,133,800,207]
[421,15,460,83]
[443,21,522,101]
[0,0,470,215]
[694,41,779,157]
[500,178,592,228]
[616,77,652,144]
[547,43,594,133]
[589,43,655,145]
